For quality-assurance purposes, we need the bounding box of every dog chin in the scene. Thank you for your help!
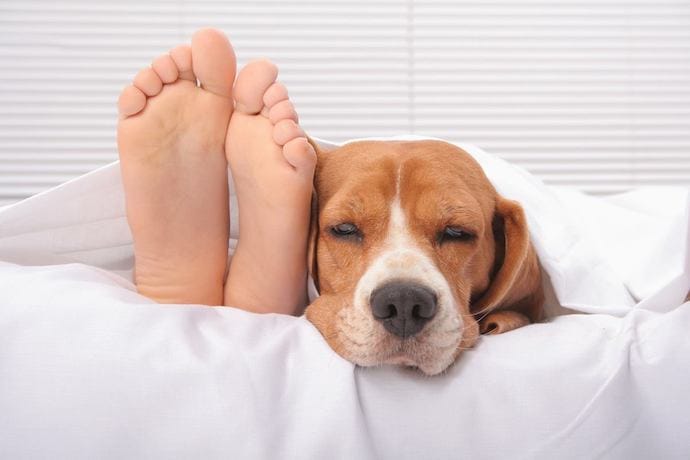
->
[386,339,461,376]
[349,344,460,376]
[332,304,464,376]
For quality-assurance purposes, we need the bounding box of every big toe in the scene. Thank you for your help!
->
[234,59,279,114]
[191,28,236,98]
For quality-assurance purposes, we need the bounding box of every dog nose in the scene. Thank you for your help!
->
[369,281,438,338]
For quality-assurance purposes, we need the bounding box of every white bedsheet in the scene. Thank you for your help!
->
[0,137,689,459]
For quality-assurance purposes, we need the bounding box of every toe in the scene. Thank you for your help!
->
[283,137,317,175]
[263,82,289,109]
[152,54,179,84]
[118,85,147,117]
[268,99,298,124]
[234,59,279,114]
[133,68,163,97]
[191,28,236,98]
[273,119,305,146]
[170,45,195,81]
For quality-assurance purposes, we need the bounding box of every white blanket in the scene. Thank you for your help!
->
[1,137,689,459]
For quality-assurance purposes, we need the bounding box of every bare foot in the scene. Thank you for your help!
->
[225,60,317,314]
[117,28,236,305]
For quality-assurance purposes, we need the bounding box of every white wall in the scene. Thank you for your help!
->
[1,0,689,206]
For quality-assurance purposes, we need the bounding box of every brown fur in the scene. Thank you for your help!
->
[305,139,543,371]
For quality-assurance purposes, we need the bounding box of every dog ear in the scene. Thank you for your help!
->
[472,196,544,335]
[306,191,320,292]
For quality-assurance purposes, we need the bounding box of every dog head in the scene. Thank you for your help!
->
[305,140,543,375]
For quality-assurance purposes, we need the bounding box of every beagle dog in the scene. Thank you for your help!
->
[305,139,544,376]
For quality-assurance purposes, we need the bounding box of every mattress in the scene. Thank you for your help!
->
[0,137,688,459]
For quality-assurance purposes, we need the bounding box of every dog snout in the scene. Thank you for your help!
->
[369,281,438,338]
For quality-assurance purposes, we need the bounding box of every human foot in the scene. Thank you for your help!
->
[117,28,236,305]
[225,60,316,315]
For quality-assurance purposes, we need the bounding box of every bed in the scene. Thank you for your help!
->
[1,137,688,459]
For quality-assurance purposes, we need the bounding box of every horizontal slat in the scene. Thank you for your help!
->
[6,129,690,140]
[7,71,690,83]
[0,84,408,94]
[5,119,690,130]
[6,94,690,106]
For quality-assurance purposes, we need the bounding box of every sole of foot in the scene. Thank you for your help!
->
[117,28,236,305]
[224,59,317,315]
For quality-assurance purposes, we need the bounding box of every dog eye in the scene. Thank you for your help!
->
[331,223,360,238]
[439,226,475,243]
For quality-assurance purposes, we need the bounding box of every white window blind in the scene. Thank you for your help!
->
[1,0,689,207]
